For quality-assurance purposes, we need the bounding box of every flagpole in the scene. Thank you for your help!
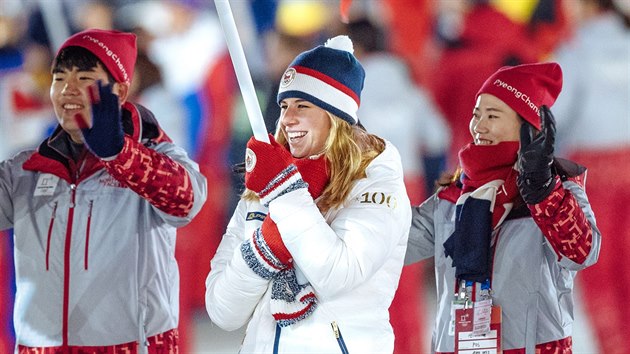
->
[214,0,270,143]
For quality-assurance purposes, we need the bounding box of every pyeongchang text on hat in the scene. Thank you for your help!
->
[493,79,538,115]
[82,34,129,82]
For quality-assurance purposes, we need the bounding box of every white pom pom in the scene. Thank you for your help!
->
[324,35,354,54]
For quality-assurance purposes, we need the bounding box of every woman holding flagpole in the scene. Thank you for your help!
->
[205,35,411,353]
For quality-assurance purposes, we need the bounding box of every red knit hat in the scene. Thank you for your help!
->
[57,29,137,84]
[476,62,562,130]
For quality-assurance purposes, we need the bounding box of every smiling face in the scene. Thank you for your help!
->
[278,97,332,158]
[50,62,122,143]
[469,94,522,145]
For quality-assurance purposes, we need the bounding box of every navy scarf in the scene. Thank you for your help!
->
[443,142,519,283]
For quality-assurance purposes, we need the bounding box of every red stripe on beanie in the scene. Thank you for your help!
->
[293,65,361,105]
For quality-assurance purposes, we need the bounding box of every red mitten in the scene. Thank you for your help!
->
[244,134,306,206]
[260,217,292,265]
[294,155,330,199]
[240,216,292,279]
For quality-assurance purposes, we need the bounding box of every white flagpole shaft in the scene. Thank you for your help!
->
[214,0,270,143]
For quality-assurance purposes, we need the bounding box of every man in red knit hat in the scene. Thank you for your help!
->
[0,29,207,353]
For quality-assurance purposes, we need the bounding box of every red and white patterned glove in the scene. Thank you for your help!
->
[294,155,330,199]
[244,134,307,206]
[240,216,292,279]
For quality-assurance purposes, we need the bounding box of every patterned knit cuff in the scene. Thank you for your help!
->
[270,271,318,327]
[258,164,308,207]
[240,228,290,279]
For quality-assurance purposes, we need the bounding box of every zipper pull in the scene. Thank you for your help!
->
[69,184,77,208]
[331,321,340,339]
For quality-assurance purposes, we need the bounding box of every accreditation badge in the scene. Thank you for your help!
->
[454,305,502,354]
[34,173,59,196]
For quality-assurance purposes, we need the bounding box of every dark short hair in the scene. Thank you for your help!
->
[51,46,115,82]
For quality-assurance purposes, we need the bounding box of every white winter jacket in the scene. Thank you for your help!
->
[206,142,411,353]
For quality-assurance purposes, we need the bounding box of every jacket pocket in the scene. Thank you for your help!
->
[525,293,539,354]
[84,200,93,270]
[45,202,58,271]
[331,321,350,354]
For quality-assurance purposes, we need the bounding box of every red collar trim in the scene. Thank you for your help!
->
[23,151,104,184]
[23,153,72,183]
[437,184,462,203]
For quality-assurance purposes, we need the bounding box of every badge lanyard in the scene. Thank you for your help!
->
[449,229,504,353]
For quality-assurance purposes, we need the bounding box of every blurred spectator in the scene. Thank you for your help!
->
[428,0,538,169]
[381,0,436,87]
[0,4,27,74]
[137,1,226,155]
[340,0,436,87]
[71,0,114,31]
[526,0,572,59]
[490,0,572,59]
[551,0,630,352]
[1,2,64,159]
[0,42,55,160]
[129,52,187,148]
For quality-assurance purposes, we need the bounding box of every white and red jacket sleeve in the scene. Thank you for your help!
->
[205,200,271,331]
[529,173,601,267]
[102,136,207,225]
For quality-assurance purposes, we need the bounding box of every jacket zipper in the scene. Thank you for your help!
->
[61,156,85,348]
[273,324,281,354]
[60,156,89,347]
[62,182,77,348]
[45,202,58,271]
[331,321,350,354]
[84,200,93,270]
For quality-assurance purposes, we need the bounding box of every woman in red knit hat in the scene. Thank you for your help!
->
[405,62,600,353]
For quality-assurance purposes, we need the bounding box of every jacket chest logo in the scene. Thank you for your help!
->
[34,174,59,196]
[246,211,266,222]
[98,176,126,188]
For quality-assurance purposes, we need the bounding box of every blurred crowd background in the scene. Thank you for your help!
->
[0,0,628,353]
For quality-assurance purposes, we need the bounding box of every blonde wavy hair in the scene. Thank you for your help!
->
[243,112,385,213]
